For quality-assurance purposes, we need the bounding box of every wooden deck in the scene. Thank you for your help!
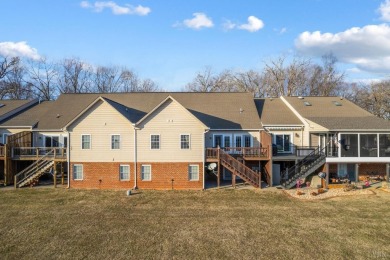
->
[11,147,67,161]
[206,147,270,162]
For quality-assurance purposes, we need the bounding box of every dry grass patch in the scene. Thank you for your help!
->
[0,188,389,259]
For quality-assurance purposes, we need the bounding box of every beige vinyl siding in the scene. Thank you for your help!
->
[205,131,261,148]
[137,99,204,162]
[310,133,319,147]
[68,100,133,162]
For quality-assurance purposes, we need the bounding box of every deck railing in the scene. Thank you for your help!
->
[206,147,269,159]
[12,147,67,159]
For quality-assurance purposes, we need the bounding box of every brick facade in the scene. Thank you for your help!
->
[70,162,203,190]
[324,163,387,178]
[136,162,203,190]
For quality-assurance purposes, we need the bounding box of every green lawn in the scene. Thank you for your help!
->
[0,188,389,259]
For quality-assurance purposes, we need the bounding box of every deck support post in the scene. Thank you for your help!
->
[232,170,236,188]
[53,162,57,188]
[217,146,220,189]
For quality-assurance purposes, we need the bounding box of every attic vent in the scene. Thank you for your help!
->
[332,101,342,106]
[0,104,4,108]
[303,101,312,106]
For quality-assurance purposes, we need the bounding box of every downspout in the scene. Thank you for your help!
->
[66,130,70,189]
[203,128,210,190]
[132,124,138,190]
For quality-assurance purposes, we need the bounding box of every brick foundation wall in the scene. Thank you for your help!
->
[359,163,386,177]
[70,162,134,189]
[69,162,203,190]
[136,162,203,190]
[325,163,387,178]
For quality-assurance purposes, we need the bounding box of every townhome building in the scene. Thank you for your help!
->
[0,93,389,190]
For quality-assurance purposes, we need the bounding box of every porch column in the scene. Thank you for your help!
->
[355,164,359,183]
[325,163,329,189]
[387,164,389,182]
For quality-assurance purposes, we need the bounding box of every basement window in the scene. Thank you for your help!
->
[303,101,312,106]
[332,101,342,106]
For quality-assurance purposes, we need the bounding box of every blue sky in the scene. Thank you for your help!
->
[1,0,390,90]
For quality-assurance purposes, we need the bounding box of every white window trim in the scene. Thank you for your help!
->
[81,134,91,150]
[111,134,121,150]
[233,134,252,147]
[188,164,199,181]
[119,164,130,181]
[272,132,293,153]
[141,164,152,181]
[213,134,233,148]
[180,134,191,150]
[150,134,160,150]
[73,164,83,181]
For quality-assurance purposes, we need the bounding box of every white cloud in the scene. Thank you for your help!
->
[222,20,236,31]
[0,41,40,60]
[180,13,214,30]
[378,0,390,21]
[80,1,151,16]
[238,16,264,32]
[222,16,264,32]
[295,24,390,73]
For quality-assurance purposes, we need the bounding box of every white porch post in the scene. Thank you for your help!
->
[355,164,359,183]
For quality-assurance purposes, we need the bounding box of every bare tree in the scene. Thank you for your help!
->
[349,81,390,120]
[57,58,92,93]
[0,56,23,99]
[92,65,125,93]
[26,57,57,100]
[261,55,311,97]
[3,61,34,99]
[306,54,345,96]
[233,70,263,96]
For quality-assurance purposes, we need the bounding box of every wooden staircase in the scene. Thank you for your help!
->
[281,144,329,189]
[219,149,260,188]
[14,149,55,188]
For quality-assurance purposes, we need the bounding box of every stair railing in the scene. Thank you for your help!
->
[219,149,259,187]
[281,141,331,188]
[14,148,55,188]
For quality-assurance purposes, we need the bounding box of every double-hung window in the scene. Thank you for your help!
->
[73,164,83,180]
[111,135,120,149]
[141,165,151,181]
[188,165,199,181]
[181,134,190,149]
[81,135,91,149]
[119,165,130,180]
[151,135,160,149]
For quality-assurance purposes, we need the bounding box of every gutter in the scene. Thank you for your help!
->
[67,131,70,189]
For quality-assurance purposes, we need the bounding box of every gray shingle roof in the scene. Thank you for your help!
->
[0,100,32,117]
[283,96,390,130]
[36,92,262,130]
[0,101,54,127]
[255,98,303,126]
